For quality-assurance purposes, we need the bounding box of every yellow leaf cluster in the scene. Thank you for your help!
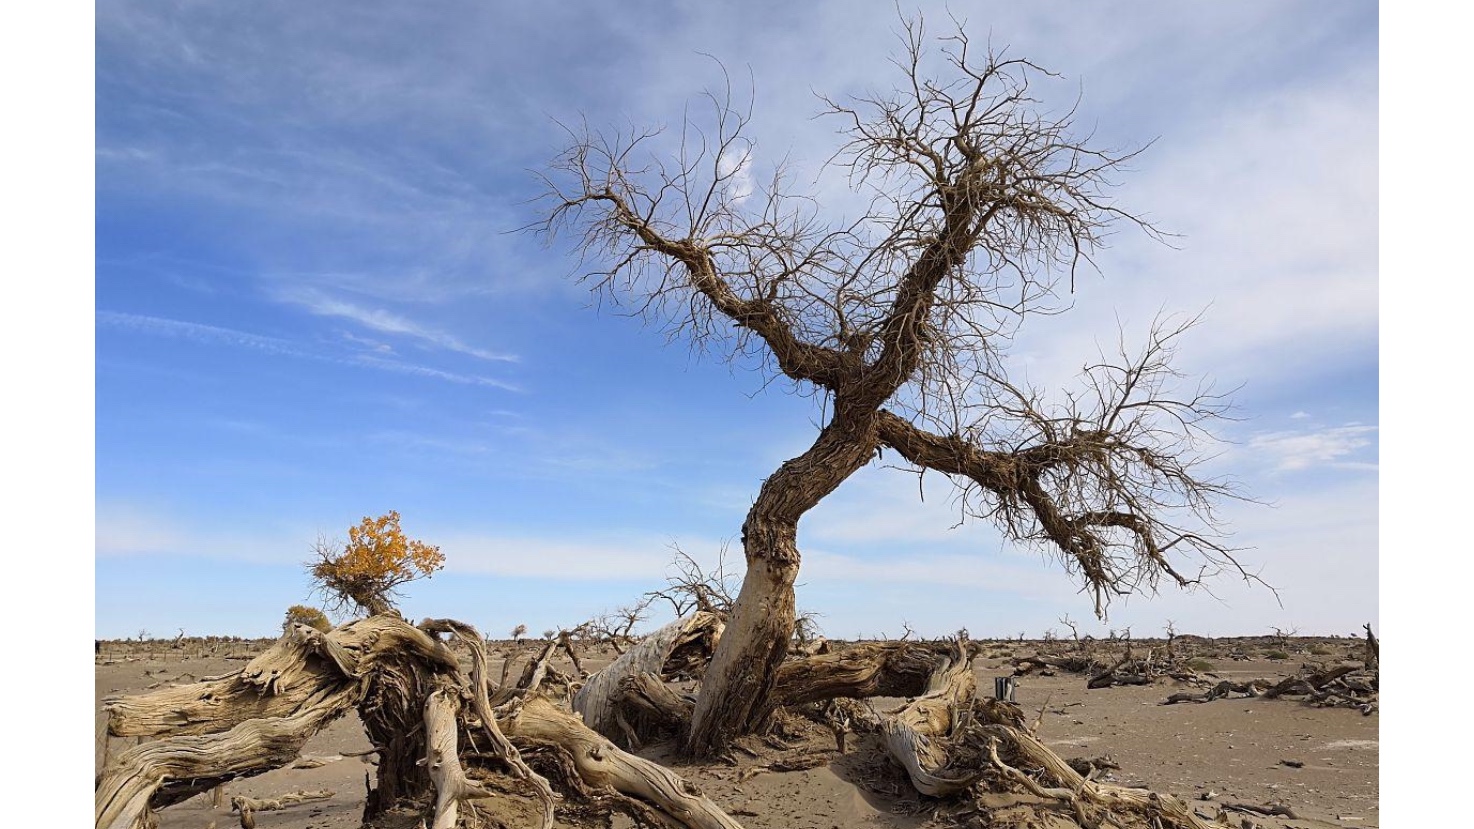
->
[284,604,332,632]
[312,510,444,586]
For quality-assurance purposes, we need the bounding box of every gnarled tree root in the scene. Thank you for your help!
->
[504,696,745,829]
[96,614,745,829]
[880,639,982,796]
[983,724,1215,829]
[573,612,723,742]
[873,637,1220,829]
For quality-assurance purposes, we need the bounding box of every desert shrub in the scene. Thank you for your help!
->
[283,604,332,633]
[309,511,444,615]
[1185,658,1216,672]
[1309,645,1332,655]
[1265,650,1290,660]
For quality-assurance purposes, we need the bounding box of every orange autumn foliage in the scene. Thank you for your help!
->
[283,604,332,633]
[310,511,444,615]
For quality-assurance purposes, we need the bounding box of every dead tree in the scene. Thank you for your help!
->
[1059,614,1091,655]
[97,615,744,829]
[1270,625,1298,654]
[644,543,740,617]
[582,599,653,655]
[540,15,1252,756]
[573,612,725,742]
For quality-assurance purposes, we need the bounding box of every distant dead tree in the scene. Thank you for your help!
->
[540,14,1253,756]
[793,610,824,649]
[1059,614,1087,652]
[643,542,740,617]
[583,598,654,654]
[1270,625,1298,653]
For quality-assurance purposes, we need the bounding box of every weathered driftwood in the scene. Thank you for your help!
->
[983,725,1216,829]
[509,638,561,701]
[1087,651,1159,689]
[1262,664,1355,699]
[1161,679,1267,705]
[97,614,746,829]
[98,704,356,829]
[573,612,723,740]
[424,689,495,829]
[854,637,1226,828]
[812,697,882,753]
[1162,663,1376,713]
[103,623,366,738]
[231,790,334,828]
[1012,653,1101,676]
[773,640,947,707]
[792,636,830,657]
[503,696,746,829]
[419,618,555,827]
[610,672,695,748]
[229,789,334,812]
[97,617,439,829]
[557,629,586,675]
[879,640,981,797]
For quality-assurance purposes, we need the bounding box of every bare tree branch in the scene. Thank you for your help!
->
[535,11,1261,751]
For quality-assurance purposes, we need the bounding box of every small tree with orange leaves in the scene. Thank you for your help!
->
[283,604,332,633]
[309,511,444,616]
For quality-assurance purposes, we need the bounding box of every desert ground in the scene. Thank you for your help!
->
[96,631,1377,829]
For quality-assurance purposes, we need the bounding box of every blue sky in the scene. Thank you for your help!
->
[92,1,1378,640]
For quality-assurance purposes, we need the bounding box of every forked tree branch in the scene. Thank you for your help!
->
[536,13,1259,620]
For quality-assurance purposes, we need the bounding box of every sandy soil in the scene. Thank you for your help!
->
[96,639,1377,829]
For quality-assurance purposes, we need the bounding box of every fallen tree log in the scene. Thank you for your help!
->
[1263,664,1355,699]
[879,638,981,797]
[573,612,723,742]
[503,696,745,829]
[1011,653,1101,676]
[1159,663,1376,713]
[97,703,358,829]
[772,640,948,708]
[982,724,1216,829]
[231,790,334,829]
[97,614,747,829]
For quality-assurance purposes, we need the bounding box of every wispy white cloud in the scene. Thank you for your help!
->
[352,356,521,391]
[96,502,311,564]
[337,329,396,355]
[97,310,519,390]
[96,311,297,354]
[272,287,518,362]
[1247,424,1378,472]
[716,147,755,206]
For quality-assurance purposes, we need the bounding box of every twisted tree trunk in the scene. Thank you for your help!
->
[686,417,878,756]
